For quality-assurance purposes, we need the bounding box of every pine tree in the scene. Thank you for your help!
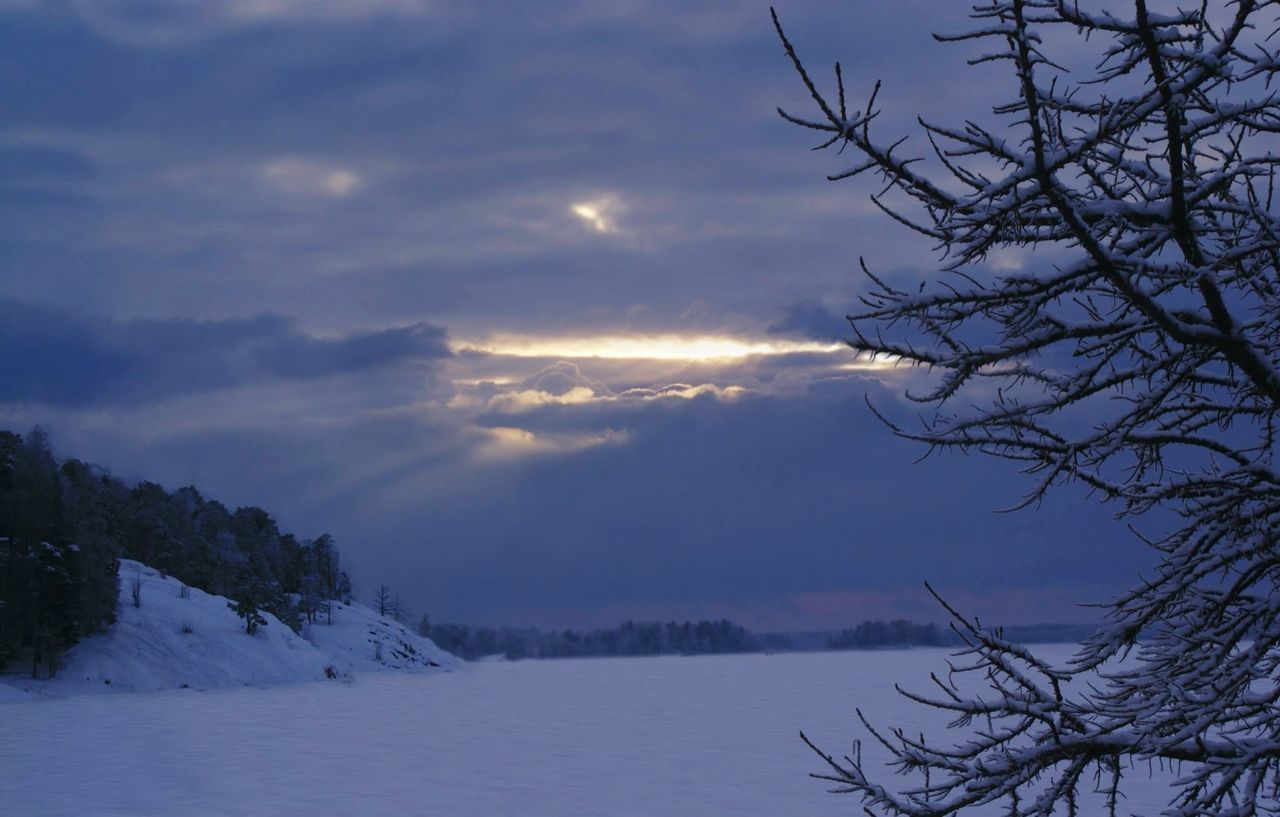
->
[227,574,268,636]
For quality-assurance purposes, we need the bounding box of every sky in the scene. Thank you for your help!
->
[0,0,1156,630]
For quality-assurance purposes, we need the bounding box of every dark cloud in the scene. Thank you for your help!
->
[767,302,849,342]
[0,145,97,184]
[402,385,1149,625]
[254,322,448,379]
[0,299,448,407]
[0,0,981,331]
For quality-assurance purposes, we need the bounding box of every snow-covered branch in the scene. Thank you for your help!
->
[775,0,1280,814]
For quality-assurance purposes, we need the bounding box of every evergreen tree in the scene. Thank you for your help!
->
[227,575,269,636]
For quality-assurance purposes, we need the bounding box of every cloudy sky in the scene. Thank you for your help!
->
[0,0,1152,629]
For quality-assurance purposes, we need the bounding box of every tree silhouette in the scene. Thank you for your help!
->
[775,1,1280,814]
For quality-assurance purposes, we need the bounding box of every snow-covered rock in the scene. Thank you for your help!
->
[1,560,456,700]
[301,600,456,675]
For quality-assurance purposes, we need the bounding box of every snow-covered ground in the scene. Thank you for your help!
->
[0,560,455,700]
[1,646,1175,817]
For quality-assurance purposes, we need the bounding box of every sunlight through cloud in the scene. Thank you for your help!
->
[836,354,903,372]
[478,426,628,459]
[569,195,622,234]
[459,334,843,362]
[261,157,362,199]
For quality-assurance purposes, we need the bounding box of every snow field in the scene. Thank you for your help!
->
[2,647,1176,817]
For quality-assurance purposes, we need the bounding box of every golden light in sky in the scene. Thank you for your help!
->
[836,355,903,372]
[569,195,621,233]
[457,334,845,362]
[479,425,628,459]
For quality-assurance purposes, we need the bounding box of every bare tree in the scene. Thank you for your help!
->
[375,584,391,619]
[775,2,1280,815]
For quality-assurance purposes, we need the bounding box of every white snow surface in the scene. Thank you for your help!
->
[0,560,455,700]
[1,647,1175,817]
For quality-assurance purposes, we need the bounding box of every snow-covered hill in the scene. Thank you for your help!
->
[0,560,456,701]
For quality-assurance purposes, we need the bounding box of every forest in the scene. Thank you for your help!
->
[0,427,352,677]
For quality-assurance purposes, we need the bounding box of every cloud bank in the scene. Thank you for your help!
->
[0,299,448,407]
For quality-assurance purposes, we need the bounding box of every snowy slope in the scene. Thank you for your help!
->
[301,599,457,675]
[0,682,31,703]
[0,560,455,700]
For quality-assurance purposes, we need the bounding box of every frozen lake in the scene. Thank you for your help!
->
[3,646,1172,816]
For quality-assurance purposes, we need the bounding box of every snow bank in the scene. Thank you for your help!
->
[0,560,455,700]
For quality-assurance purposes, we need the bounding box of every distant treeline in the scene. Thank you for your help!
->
[422,619,761,660]
[420,617,1098,661]
[0,428,354,678]
[825,619,951,649]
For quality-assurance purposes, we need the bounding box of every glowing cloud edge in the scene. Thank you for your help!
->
[454,334,858,363]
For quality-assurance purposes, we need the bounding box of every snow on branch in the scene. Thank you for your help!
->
[775,0,1280,814]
